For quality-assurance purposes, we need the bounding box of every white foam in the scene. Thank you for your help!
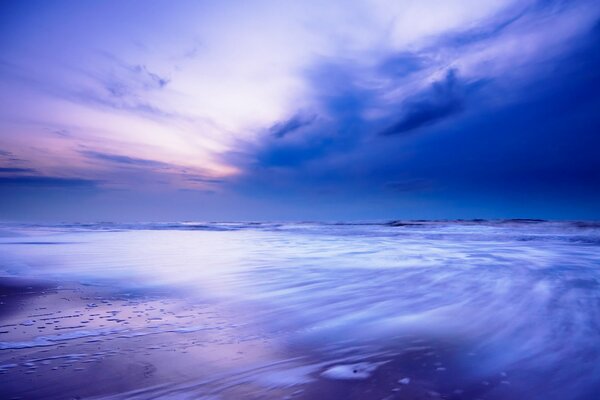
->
[321,361,385,380]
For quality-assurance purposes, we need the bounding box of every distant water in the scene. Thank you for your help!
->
[1,220,600,399]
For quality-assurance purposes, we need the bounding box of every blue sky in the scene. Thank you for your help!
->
[1,0,599,221]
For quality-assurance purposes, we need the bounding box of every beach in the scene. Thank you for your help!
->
[1,221,600,399]
[0,277,457,400]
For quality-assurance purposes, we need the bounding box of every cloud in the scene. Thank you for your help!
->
[0,55,178,121]
[377,52,430,78]
[269,113,316,138]
[183,175,225,184]
[51,128,71,137]
[236,60,382,170]
[0,176,99,188]
[225,0,600,204]
[381,69,466,136]
[2,0,600,220]
[98,54,171,98]
[433,4,526,48]
[0,167,36,173]
[79,150,226,189]
[80,150,170,168]
[0,149,27,163]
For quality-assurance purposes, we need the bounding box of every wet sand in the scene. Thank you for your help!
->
[0,277,298,399]
[0,277,511,400]
[0,277,521,400]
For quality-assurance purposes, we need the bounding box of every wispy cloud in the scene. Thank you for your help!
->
[183,175,225,184]
[0,167,37,173]
[269,113,316,139]
[1,0,599,219]
[0,55,177,121]
[0,176,100,188]
[80,150,170,168]
[0,148,27,164]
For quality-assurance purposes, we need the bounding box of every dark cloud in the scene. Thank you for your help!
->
[269,113,316,138]
[81,150,169,168]
[0,167,36,173]
[381,69,466,136]
[0,176,99,187]
[184,175,225,184]
[223,2,600,220]
[238,61,381,170]
[377,52,429,78]
[0,149,17,158]
[0,149,27,163]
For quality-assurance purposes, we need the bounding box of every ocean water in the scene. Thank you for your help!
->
[1,220,600,399]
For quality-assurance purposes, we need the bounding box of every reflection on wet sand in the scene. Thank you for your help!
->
[0,280,294,399]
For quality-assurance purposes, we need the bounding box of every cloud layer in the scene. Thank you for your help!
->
[1,0,599,220]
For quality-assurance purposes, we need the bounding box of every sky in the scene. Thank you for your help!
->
[1,0,599,221]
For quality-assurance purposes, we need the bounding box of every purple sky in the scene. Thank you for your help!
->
[1,0,600,221]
